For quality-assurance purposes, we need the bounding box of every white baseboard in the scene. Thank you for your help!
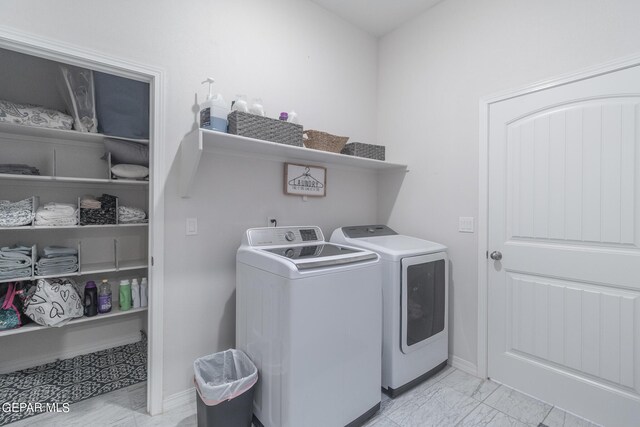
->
[163,386,195,413]
[449,354,479,377]
[0,333,141,374]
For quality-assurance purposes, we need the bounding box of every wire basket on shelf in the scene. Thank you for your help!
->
[303,130,348,153]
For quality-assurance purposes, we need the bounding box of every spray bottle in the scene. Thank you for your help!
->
[200,77,229,132]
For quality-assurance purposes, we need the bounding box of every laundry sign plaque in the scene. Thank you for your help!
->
[284,163,326,197]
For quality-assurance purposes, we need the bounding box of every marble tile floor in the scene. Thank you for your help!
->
[7,366,600,427]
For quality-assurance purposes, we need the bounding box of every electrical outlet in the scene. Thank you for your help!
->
[186,217,198,235]
[459,217,474,233]
[267,217,278,227]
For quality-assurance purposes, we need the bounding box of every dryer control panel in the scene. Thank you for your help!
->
[342,225,398,238]
[246,226,324,246]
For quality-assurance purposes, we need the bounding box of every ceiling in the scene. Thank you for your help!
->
[310,0,443,37]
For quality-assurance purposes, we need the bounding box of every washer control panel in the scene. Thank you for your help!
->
[247,226,324,246]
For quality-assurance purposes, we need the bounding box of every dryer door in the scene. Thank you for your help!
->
[401,252,448,354]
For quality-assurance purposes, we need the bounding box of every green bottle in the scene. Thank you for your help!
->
[119,279,132,311]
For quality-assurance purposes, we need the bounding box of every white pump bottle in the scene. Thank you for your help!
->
[200,77,229,132]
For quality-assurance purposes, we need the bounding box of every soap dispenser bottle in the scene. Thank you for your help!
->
[200,77,229,133]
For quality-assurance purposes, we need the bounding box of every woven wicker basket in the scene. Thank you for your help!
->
[228,111,303,146]
[303,130,349,153]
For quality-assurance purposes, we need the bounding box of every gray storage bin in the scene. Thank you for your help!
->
[194,349,258,427]
[228,111,303,147]
[341,142,385,160]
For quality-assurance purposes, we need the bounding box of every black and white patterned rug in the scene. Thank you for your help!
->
[0,335,147,426]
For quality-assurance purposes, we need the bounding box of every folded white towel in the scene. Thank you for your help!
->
[40,202,76,215]
[34,202,78,226]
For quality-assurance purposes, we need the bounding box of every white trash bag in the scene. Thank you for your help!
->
[193,349,258,406]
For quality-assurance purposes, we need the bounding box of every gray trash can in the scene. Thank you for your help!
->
[194,349,258,427]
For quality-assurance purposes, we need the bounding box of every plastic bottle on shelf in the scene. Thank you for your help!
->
[287,110,299,124]
[231,95,249,113]
[140,277,148,308]
[131,278,141,309]
[98,279,112,314]
[249,98,265,116]
[199,77,229,133]
[84,281,98,317]
[119,279,132,311]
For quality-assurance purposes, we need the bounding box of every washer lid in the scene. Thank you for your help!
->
[260,243,377,270]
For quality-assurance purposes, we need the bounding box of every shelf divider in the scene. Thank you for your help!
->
[52,147,57,178]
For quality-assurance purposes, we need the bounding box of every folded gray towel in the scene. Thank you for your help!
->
[0,245,33,278]
[1,244,32,253]
[41,246,78,258]
[0,164,40,175]
[0,267,31,279]
[35,264,78,276]
[37,256,77,266]
[0,250,32,266]
[35,255,78,276]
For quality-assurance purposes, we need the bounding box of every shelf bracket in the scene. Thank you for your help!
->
[179,129,203,198]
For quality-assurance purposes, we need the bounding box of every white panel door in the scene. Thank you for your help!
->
[488,65,640,427]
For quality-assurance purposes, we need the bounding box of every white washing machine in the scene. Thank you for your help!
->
[331,225,448,397]
[236,226,382,427]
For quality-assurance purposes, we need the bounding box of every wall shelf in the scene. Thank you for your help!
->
[0,306,148,338]
[179,128,408,197]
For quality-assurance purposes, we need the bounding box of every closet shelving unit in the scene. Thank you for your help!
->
[0,120,150,337]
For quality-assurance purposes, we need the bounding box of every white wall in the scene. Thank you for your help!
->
[0,0,379,401]
[377,0,640,369]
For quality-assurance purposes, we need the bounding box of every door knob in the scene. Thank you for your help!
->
[490,251,502,261]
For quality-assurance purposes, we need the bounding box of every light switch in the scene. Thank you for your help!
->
[459,217,474,233]
[186,217,198,235]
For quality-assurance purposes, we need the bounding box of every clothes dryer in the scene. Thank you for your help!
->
[331,225,448,397]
